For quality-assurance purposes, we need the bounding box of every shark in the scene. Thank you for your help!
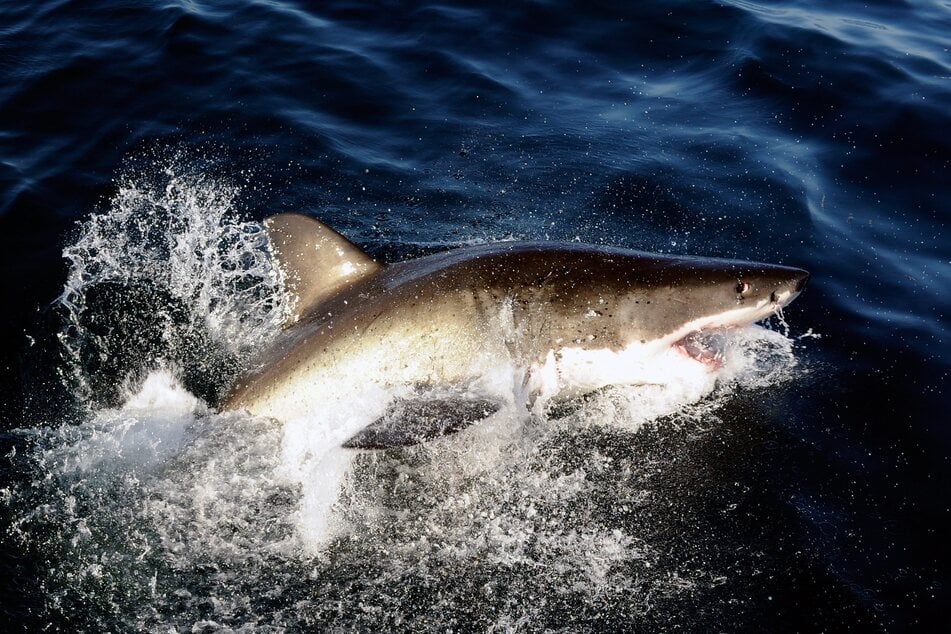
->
[222,213,808,447]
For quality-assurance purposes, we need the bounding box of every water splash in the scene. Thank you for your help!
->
[56,155,290,407]
[2,370,298,630]
[4,325,805,631]
[5,156,809,629]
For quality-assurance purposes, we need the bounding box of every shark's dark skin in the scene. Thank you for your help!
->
[223,215,807,427]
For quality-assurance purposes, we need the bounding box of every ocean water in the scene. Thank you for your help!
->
[0,0,947,631]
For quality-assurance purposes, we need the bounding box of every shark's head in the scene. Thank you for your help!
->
[604,253,809,366]
[470,244,809,372]
[511,246,810,398]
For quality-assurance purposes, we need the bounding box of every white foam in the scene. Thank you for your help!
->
[276,383,396,550]
[271,324,800,551]
[53,369,203,476]
[121,368,206,414]
[7,323,803,631]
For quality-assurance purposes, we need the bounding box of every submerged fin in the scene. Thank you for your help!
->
[342,396,500,449]
[265,213,381,325]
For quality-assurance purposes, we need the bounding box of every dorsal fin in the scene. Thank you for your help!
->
[265,213,381,325]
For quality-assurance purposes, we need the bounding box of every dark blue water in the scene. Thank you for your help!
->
[1,0,948,631]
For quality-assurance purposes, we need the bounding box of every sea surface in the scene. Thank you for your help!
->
[0,0,948,631]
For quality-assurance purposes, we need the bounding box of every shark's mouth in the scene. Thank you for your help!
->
[675,327,734,368]
[671,293,794,370]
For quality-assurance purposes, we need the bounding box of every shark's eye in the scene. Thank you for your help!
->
[735,281,750,294]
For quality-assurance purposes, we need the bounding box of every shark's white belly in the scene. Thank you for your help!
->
[243,311,509,426]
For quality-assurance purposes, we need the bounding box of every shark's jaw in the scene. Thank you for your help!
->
[526,288,802,404]
[669,289,798,369]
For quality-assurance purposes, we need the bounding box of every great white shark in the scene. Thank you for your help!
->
[221,214,809,448]
[222,213,808,447]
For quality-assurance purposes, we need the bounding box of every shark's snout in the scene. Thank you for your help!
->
[795,271,810,293]
[769,267,809,308]
[783,269,810,307]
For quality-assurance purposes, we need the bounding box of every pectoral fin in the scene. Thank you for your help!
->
[342,396,500,449]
